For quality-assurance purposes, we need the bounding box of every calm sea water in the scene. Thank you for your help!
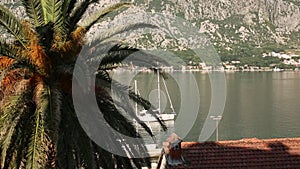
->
[113,71,300,143]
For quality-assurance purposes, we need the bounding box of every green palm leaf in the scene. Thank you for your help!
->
[0,41,20,58]
[44,0,63,32]
[0,96,24,167]
[56,0,76,38]
[0,89,33,168]
[45,0,62,22]
[26,83,50,169]
[45,86,61,143]
[0,5,27,48]
[61,0,76,17]
[67,0,97,37]
[21,0,45,26]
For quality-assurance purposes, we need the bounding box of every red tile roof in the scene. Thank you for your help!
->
[168,138,300,169]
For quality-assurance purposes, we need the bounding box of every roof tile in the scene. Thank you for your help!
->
[168,138,300,169]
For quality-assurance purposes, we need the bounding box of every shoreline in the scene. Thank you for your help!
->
[111,68,300,73]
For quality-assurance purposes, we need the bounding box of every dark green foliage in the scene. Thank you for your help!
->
[239,56,281,67]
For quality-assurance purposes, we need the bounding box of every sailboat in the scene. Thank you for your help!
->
[134,71,176,122]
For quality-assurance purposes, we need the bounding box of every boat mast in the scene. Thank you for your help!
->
[157,70,161,114]
[162,78,175,113]
[134,80,138,115]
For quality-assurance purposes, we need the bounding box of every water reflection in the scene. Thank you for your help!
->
[126,72,300,144]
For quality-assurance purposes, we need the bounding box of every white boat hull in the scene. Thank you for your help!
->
[134,72,176,123]
[138,113,175,122]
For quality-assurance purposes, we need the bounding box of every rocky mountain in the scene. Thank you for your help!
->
[1,0,300,60]
[134,0,300,52]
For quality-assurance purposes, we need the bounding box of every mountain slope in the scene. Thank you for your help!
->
[1,0,300,60]
[136,0,300,49]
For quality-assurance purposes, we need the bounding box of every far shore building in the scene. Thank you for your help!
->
[223,64,237,71]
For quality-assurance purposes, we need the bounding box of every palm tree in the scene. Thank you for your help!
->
[0,1,165,168]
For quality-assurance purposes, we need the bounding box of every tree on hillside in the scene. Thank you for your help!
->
[0,1,164,168]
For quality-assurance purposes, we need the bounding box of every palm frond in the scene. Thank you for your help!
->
[0,96,23,168]
[101,47,140,68]
[82,2,132,32]
[56,96,96,168]
[57,96,86,168]
[97,94,139,137]
[0,5,27,48]
[56,118,77,168]
[0,1,166,168]
[45,0,62,23]
[72,73,152,165]
[54,26,85,62]
[0,41,21,58]
[75,123,97,168]
[62,0,76,18]
[44,86,61,144]
[54,0,76,38]
[93,145,115,169]
[84,42,131,68]
[67,0,96,37]
[4,108,34,169]
[86,44,169,70]
[26,82,50,169]
[87,57,165,134]
[43,0,63,33]
[0,93,31,168]
[21,0,45,26]
[115,156,133,169]
[95,71,162,135]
